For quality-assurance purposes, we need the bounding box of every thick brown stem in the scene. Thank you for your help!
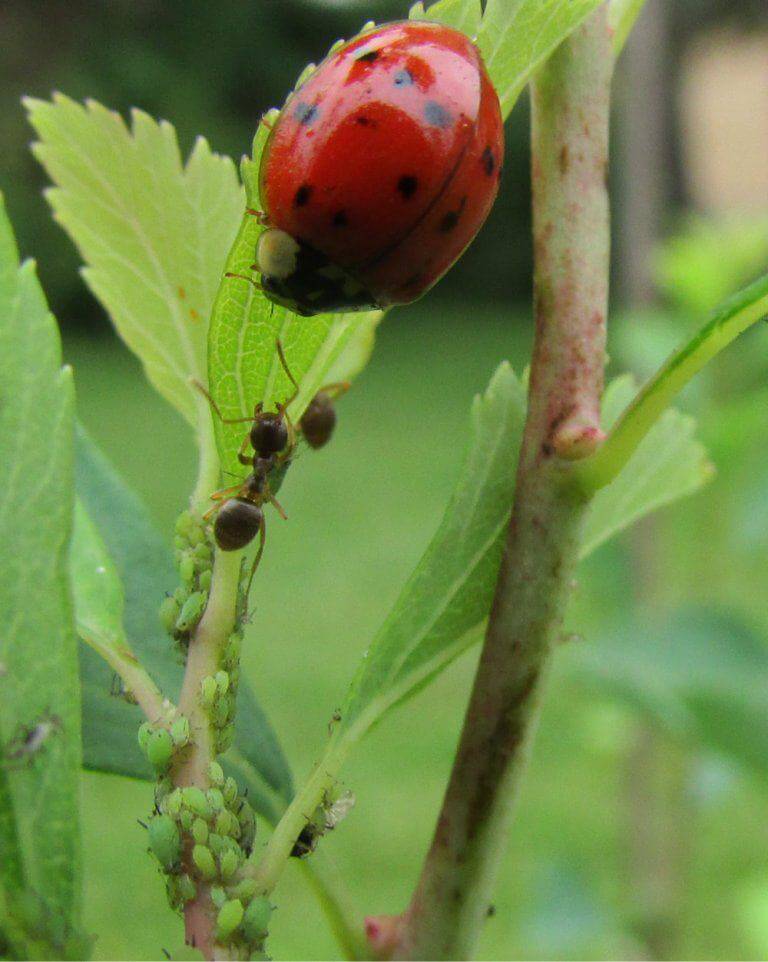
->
[391,9,613,959]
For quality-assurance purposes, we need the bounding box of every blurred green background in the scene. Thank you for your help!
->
[3,0,768,959]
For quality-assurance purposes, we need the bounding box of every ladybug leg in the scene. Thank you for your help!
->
[275,339,300,407]
[224,271,264,293]
[245,208,270,225]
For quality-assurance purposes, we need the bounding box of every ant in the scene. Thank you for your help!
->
[195,342,350,595]
[194,341,299,592]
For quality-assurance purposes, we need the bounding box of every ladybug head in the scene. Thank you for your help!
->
[255,227,379,317]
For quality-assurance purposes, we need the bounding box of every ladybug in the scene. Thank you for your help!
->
[251,20,504,317]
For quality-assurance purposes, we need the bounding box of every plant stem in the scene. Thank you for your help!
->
[84,640,166,723]
[175,547,241,959]
[391,10,613,959]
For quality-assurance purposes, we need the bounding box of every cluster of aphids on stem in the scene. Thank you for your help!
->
[196,340,348,597]
[142,759,272,957]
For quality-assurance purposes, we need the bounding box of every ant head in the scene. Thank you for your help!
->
[250,412,288,457]
[214,498,264,551]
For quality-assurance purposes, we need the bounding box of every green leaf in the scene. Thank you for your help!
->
[575,271,768,493]
[580,375,712,557]
[71,499,128,659]
[74,426,294,819]
[570,607,768,780]
[334,363,526,745]
[0,194,83,954]
[24,94,242,445]
[476,0,605,117]
[410,0,484,36]
[207,123,383,478]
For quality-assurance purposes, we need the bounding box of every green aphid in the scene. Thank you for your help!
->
[199,569,213,592]
[207,761,225,786]
[206,788,225,813]
[192,818,209,845]
[179,553,196,583]
[137,721,152,752]
[210,885,227,909]
[149,815,181,872]
[222,778,238,806]
[215,810,239,838]
[173,585,188,607]
[170,715,190,747]
[179,809,194,832]
[219,848,239,879]
[182,786,211,820]
[229,878,257,901]
[213,694,232,729]
[214,670,230,695]
[193,542,212,563]
[146,728,174,772]
[216,727,234,754]
[187,525,205,547]
[175,511,195,537]
[200,675,218,709]
[242,896,272,943]
[207,832,225,856]
[192,844,217,880]
[176,591,208,633]
[175,874,197,904]
[163,788,183,818]
[159,595,181,633]
[216,899,244,941]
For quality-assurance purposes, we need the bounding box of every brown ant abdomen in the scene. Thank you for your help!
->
[214,498,264,551]
[300,392,338,449]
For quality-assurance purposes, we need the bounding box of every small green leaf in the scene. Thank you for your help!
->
[0,193,83,953]
[75,426,294,817]
[334,363,526,744]
[476,0,605,117]
[71,499,128,659]
[207,123,383,478]
[580,375,712,557]
[410,0,484,36]
[24,94,242,447]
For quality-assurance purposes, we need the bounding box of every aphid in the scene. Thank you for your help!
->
[236,20,503,316]
[3,713,62,768]
[290,789,355,858]
[300,382,350,450]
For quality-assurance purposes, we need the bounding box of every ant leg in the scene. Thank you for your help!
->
[237,435,254,465]
[275,339,300,406]
[318,380,351,401]
[190,379,257,426]
[244,513,267,600]
[268,491,288,521]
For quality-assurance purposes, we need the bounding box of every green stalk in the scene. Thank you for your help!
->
[391,9,614,959]
[573,272,768,495]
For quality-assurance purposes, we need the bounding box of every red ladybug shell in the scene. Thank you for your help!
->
[257,20,504,315]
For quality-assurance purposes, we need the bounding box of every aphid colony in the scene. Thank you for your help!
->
[198,341,348,592]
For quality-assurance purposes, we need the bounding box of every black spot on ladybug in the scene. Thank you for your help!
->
[397,175,419,199]
[356,49,380,63]
[424,101,452,129]
[355,114,377,127]
[439,210,460,233]
[393,68,414,87]
[438,195,467,233]
[295,102,318,126]
[332,210,349,228]
[481,146,496,176]
[294,184,313,207]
